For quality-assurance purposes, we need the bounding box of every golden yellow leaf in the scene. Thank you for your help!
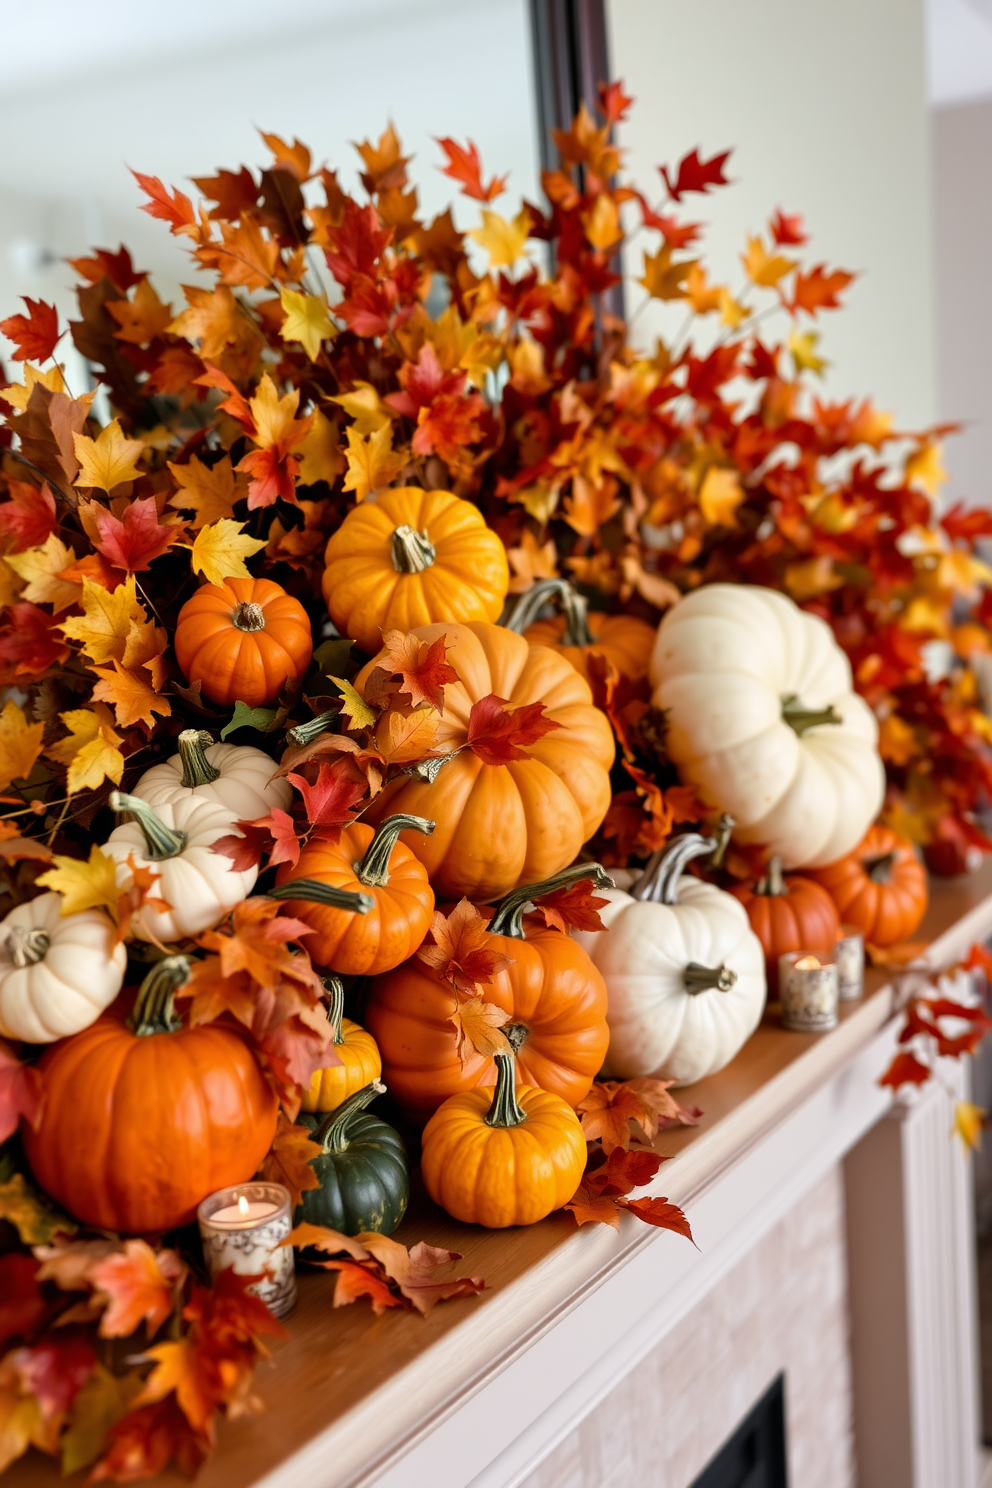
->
[719,289,749,328]
[72,419,145,492]
[279,289,337,361]
[0,701,44,793]
[510,481,560,525]
[742,235,796,288]
[906,441,948,498]
[375,706,441,764]
[582,193,622,250]
[506,529,558,593]
[297,408,344,487]
[698,467,745,527]
[37,844,120,917]
[331,677,377,731]
[59,576,147,665]
[48,705,125,795]
[329,382,392,434]
[879,712,919,766]
[189,519,267,586]
[784,555,844,600]
[935,550,992,600]
[639,244,695,302]
[6,533,78,612]
[167,454,240,528]
[789,329,827,376]
[248,373,311,451]
[469,207,532,269]
[508,339,551,397]
[0,361,67,412]
[342,424,405,502]
[953,1101,985,1151]
[684,264,722,314]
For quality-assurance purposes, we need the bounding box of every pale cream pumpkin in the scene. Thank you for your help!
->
[133,730,291,821]
[0,892,127,1043]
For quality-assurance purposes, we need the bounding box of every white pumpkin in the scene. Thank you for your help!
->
[105,791,258,942]
[133,730,291,821]
[0,892,127,1042]
[650,584,884,868]
[573,834,766,1085]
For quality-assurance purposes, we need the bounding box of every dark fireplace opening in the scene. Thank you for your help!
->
[688,1374,788,1488]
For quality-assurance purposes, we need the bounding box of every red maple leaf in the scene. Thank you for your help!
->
[660,147,732,202]
[598,80,635,126]
[287,758,368,834]
[91,1397,209,1482]
[790,264,854,315]
[435,138,507,202]
[635,196,701,248]
[0,480,57,551]
[192,167,260,221]
[533,878,610,934]
[323,199,392,289]
[879,1050,931,1089]
[0,1254,46,1349]
[769,208,807,246]
[10,1332,97,1418]
[336,274,395,338]
[68,246,146,292]
[131,170,198,236]
[941,503,992,545]
[93,496,181,573]
[364,630,459,712]
[0,1038,45,1143]
[237,447,301,509]
[0,298,61,362]
[466,694,562,766]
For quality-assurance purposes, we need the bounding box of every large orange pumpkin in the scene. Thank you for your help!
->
[365,865,611,1123]
[730,856,841,994]
[322,488,509,654]
[507,577,655,682]
[175,576,312,708]
[22,957,278,1234]
[273,814,435,976]
[807,824,928,946]
[356,622,615,900]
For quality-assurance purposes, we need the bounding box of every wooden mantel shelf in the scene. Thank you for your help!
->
[11,863,992,1488]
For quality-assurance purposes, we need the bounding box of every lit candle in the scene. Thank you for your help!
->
[835,926,865,1001]
[197,1182,296,1319]
[778,948,840,1032]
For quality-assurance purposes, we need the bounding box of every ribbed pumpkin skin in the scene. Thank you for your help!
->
[297,1111,409,1235]
[523,612,655,682]
[421,1083,585,1228]
[807,824,928,946]
[322,488,509,654]
[300,1018,381,1114]
[175,577,312,708]
[274,822,433,976]
[23,998,278,1234]
[366,920,609,1122]
[356,623,615,901]
[731,874,840,994]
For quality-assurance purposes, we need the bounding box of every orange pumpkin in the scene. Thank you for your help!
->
[507,577,655,682]
[300,977,382,1114]
[22,957,278,1234]
[356,621,615,900]
[807,824,928,947]
[322,487,509,654]
[273,814,435,976]
[175,576,312,708]
[730,855,841,994]
[365,865,611,1123]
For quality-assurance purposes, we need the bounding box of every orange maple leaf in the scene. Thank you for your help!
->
[416,899,515,992]
[449,994,512,1064]
[578,1078,701,1154]
[533,878,610,935]
[90,1240,185,1339]
[258,1114,323,1207]
[363,630,459,712]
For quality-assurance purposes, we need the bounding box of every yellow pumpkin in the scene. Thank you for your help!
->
[301,977,382,1114]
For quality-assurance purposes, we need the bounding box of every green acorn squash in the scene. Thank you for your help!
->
[297,1079,409,1235]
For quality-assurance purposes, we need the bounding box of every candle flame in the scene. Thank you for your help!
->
[795,955,821,970]
[237,1194,250,1217]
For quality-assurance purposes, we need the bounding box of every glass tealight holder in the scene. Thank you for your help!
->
[835,926,865,1002]
[197,1181,296,1319]
[778,948,840,1033]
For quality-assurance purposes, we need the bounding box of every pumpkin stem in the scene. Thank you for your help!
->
[391,525,436,573]
[109,791,188,861]
[323,975,346,1044]
[177,729,221,788]
[355,813,434,887]
[485,1047,527,1129]
[758,855,787,897]
[632,833,716,907]
[781,694,842,736]
[710,813,734,869]
[684,961,738,995]
[488,862,615,938]
[5,926,50,968]
[504,578,596,647]
[129,955,189,1036]
[865,851,896,885]
[267,878,375,915]
[314,1078,386,1152]
[233,601,266,633]
[286,710,338,748]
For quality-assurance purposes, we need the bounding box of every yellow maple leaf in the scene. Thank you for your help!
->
[953,1101,985,1151]
[59,576,147,665]
[279,289,337,362]
[789,329,827,376]
[73,419,145,493]
[742,235,796,288]
[450,995,512,1062]
[92,661,172,731]
[935,550,992,600]
[342,424,406,502]
[582,193,622,251]
[878,712,919,766]
[0,701,44,793]
[36,844,120,917]
[0,361,67,412]
[248,373,312,452]
[698,467,745,527]
[189,519,267,586]
[784,555,844,601]
[469,207,532,270]
[684,264,722,314]
[297,408,344,487]
[906,441,948,499]
[167,454,240,528]
[47,705,125,796]
[719,289,749,328]
[640,245,695,302]
[331,678,376,730]
[6,533,78,612]
[329,382,391,434]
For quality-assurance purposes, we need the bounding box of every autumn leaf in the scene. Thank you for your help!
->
[279,289,336,361]
[6,533,79,612]
[37,844,120,917]
[533,877,610,935]
[342,423,405,501]
[0,699,44,793]
[449,994,512,1062]
[359,1233,486,1314]
[417,899,515,991]
[0,1039,45,1143]
[790,264,854,315]
[906,442,949,499]
[89,1395,207,1482]
[90,1241,185,1339]
[374,704,442,765]
[189,519,266,585]
[879,1050,931,1089]
[322,1259,406,1314]
[578,1078,700,1153]
[259,1116,323,1207]
[468,207,531,269]
[58,575,150,666]
[620,1195,695,1240]
[741,235,796,288]
[131,169,198,236]
[296,408,344,487]
[61,1365,144,1476]
[1,298,61,362]
[73,420,145,493]
[91,660,172,731]
[92,496,181,573]
[660,146,732,201]
[770,208,807,245]
[954,1100,985,1151]
[0,1171,76,1244]
[466,693,561,765]
[436,137,506,202]
[286,756,368,834]
[167,454,241,527]
[365,630,458,712]
[329,677,377,731]
[107,280,172,345]
[329,381,391,433]
[698,466,745,528]
[640,244,695,301]
[0,479,57,550]
[47,705,125,795]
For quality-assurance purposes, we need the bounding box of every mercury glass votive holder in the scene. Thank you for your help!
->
[835,926,865,1001]
[778,948,840,1033]
[197,1181,296,1319]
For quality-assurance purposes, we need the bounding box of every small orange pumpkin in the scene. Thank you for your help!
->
[807,824,928,947]
[507,577,655,682]
[175,576,312,708]
[730,856,841,994]
[300,977,382,1114]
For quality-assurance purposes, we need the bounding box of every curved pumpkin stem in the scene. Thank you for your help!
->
[781,694,841,736]
[864,850,896,884]
[267,878,375,915]
[286,710,338,748]
[684,961,738,995]
[631,833,716,906]
[488,862,615,938]
[128,955,190,1036]
[710,813,734,870]
[322,975,346,1044]
[315,1078,386,1152]
[110,791,187,861]
[355,814,434,887]
[5,925,51,967]
[485,1031,527,1129]
[177,729,221,788]
[504,578,595,647]
[757,855,787,897]
[391,525,435,573]
[232,601,266,632]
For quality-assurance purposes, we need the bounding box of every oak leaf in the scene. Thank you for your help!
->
[47,705,125,796]
[466,693,561,765]
[417,899,515,991]
[0,700,44,793]
[189,519,266,585]
[72,420,145,493]
[90,1241,185,1340]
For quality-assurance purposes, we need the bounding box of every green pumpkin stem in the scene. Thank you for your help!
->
[504,578,595,647]
[485,1034,527,1129]
[683,961,738,995]
[128,955,189,1036]
[355,814,434,887]
[710,813,734,870]
[488,862,615,939]
[631,833,716,907]
[780,694,841,737]
[267,878,375,915]
[315,1078,386,1151]
[323,975,346,1044]
[391,525,435,573]
[177,729,221,788]
[286,711,338,748]
[109,791,187,861]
